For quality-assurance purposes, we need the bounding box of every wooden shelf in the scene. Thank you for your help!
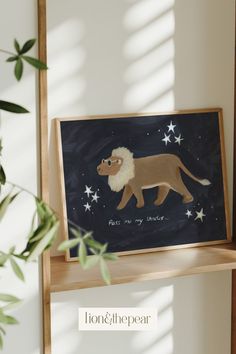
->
[50,243,236,293]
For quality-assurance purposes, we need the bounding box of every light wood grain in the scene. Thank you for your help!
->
[231,5,236,354]
[218,110,231,242]
[54,120,72,262]
[51,243,236,292]
[38,1,51,354]
[232,270,236,354]
[55,107,223,121]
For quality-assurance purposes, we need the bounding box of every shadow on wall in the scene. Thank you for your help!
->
[51,271,231,354]
[2,293,41,354]
[47,0,175,117]
[46,0,233,353]
[47,0,176,251]
[51,279,174,354]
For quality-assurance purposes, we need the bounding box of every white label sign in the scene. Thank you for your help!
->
[78,307,158,331]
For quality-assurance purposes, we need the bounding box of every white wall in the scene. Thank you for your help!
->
[51,272,231,354]
[0,1,41,354]
[47,1,235,354]
[0,1,234,354]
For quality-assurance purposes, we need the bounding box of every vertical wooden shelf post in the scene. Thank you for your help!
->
[38,0,51,353]
[231,4,236,353]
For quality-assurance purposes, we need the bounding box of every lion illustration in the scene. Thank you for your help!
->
[97,147,211,210]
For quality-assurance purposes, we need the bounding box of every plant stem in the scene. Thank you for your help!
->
[6,181,34,197]
[0,49,15,56]
[6,181,89,234]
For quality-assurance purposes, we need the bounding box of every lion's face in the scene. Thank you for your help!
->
[97,156,123,176]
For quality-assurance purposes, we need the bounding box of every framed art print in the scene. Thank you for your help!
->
[55,109,231,261]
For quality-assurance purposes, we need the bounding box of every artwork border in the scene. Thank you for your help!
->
[54,108,231,262]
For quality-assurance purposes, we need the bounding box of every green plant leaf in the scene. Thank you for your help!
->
[58,238,80,251]
[0,294,20,304]
[6,55,18,62]
[0,254,8,267]
[14,58,23,81]
[20,39,36,54]
[2,301,22,312]
[0,193,19,221]
[2,301,21,311]
[1,315,18,325]
[103,253,119,261]
[82,232,93,240]
[88,248,97,255]
[14,39,20,54]
[27,221,59,262]
[70,227,82,239]
[0,326,6,335]
[35,198,46,221]
[10,257,24,282]
[34,198,54,223]
[99,243,108,255]
[84,255,99,270]
[22,56,48,70]
[0,165,6,185]
[85,238,104,251]
[27,210,37,240]
[99,258,111,285]
[0,310,18,325]
[12,254,27,261]
[0,194,11,220]
[5,316,18,325]
[0,333,3,350]
[29,220,51,243]
[9,246,15,254]
[0,100,29,113]
[78,240,87,268]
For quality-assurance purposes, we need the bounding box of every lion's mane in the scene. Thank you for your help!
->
[108,147,135,192]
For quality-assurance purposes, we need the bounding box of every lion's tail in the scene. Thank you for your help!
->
[178,159,211,186]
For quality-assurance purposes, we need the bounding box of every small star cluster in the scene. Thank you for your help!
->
[83,185,100,212]
[161,121,184,146]
[185,208,206,222]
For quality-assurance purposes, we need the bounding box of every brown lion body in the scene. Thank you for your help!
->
[97,148,210,210]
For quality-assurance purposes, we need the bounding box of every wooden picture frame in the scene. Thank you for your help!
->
[55,108,231,261]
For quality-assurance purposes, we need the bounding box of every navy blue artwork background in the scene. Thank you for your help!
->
[59,112,228,258]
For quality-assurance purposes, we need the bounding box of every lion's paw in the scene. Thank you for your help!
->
[154,199,162,206]
[183,195,194,203]
[136,203,144,208]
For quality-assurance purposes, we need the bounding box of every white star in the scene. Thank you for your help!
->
[91,192,100,203]
[195,208,206,222]
[174,134,184,145]
[185,210,192,218]
[84,202,91,212]
[167,121,176,133]
[162,133,171,146]
[84,185,94,198]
